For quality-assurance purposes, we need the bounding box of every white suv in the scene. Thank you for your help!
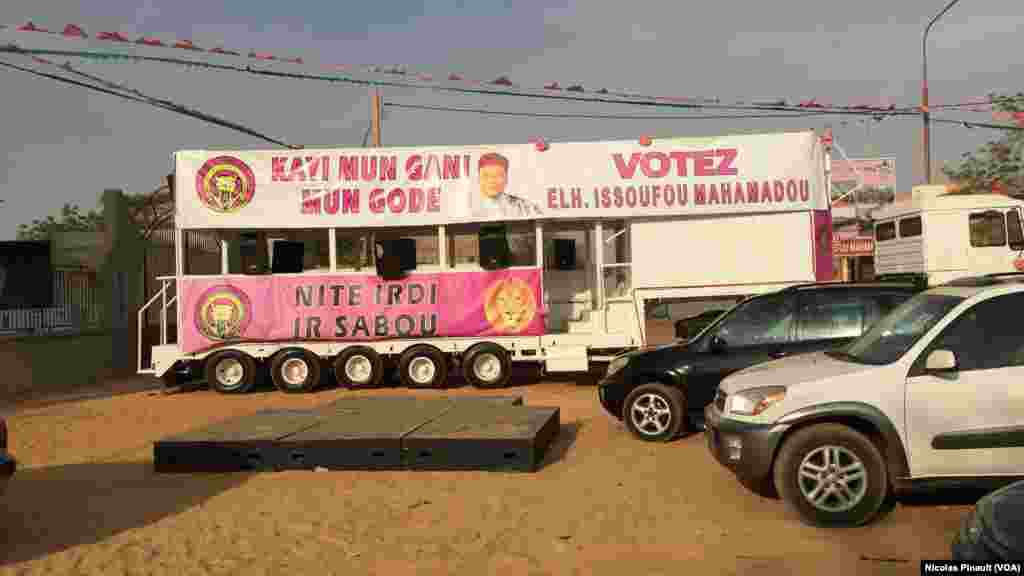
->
[705,273,1024,527]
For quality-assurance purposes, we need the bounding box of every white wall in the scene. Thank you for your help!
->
[630,212,815,289]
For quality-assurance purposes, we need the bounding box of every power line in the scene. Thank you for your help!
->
[0,56,299,148]
[0,45,933,118]
[932,117,1024,131]
[383,101,839,120]
[388,100,1024,132]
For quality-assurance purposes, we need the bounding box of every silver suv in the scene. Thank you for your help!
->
[706,272,1024,527]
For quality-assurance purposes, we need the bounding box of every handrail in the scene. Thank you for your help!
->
[137,282,166,374]
[138,278,178,374]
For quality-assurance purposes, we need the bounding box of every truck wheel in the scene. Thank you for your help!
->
[398,345,448,389]
[622,383,687,442]
[205,350,257,394]
[270,349,322,394]
[462,343,511,389]
[333,346,384,389]
[773,423,889,528]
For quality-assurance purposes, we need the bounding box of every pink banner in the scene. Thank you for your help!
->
[179,268,544,354]
[813,210,834,281]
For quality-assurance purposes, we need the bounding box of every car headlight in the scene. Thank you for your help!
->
[606,357,629,378]
[726,386,787,416]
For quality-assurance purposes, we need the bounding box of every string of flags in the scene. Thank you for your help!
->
[6,19,1023,123]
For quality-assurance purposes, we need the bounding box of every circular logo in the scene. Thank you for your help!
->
[484,278,537,334]
[195,155,256,213]
[194,285,253,342]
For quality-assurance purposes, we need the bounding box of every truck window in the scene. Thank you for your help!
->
[335,231,372,271]
[225,229,330,274]
[1007,210,1024,251]
[268,229,330,273]
[375,227,439,270]
[448,222,535,268]
[875,221,896,242]
[969,211,1006,247]
[898,216,922,238]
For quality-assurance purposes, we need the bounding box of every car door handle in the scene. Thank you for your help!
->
[770,351,787,359]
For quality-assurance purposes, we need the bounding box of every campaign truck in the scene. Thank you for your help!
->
[874,185,1024,287]
[138,130,834,393]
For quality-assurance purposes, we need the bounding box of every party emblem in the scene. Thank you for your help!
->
[195,285,253,341]
[195,155,256,213]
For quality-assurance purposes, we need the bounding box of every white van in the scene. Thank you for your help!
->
[874,186,1024,286]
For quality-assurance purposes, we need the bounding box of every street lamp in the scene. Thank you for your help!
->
[922,0,964,185]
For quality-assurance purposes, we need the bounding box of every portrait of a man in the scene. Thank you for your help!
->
[473,152,543,218]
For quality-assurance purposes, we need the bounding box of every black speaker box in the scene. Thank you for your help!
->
[553,238,575,270]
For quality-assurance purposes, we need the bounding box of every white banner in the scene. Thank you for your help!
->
[175,130,828,229]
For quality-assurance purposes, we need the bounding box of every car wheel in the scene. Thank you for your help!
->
[622,383,687,442]
[270,349,322,394]
[462,343,512,389]
[333,346,384,389]
[205,350,258,394]
[773,423,889,528]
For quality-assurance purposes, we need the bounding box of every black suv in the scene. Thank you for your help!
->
[598,282,922,442]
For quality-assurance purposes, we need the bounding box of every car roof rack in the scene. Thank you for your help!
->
[779,280,920,292]
[942,272,1024,287]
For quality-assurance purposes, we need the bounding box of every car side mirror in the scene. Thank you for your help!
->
[709,334,728,354]
[925,349,958,373]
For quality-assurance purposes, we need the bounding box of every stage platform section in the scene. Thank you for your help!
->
[154,395,558,473]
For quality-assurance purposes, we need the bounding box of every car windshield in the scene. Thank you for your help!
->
[837,292,965,365]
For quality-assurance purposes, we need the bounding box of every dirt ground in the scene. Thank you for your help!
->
[1,373,971,575]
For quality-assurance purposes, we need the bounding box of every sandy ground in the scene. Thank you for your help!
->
[1,373,972,576]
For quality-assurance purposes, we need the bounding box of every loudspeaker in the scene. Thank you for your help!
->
[395,238,417,272]
[479,226,510,270]
[376,238,417,279]
[553,238,575,270]
[271,240,305,274]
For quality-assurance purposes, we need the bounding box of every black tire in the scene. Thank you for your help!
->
[773,423,889,528]
[397,345,448,389]
[205,350,258,394]
[269,348,322,394]
[621,383,687,442]
[333,346,384,389]
[461,343,512,389]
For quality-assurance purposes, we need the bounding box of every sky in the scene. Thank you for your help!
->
[0,0,1022,239]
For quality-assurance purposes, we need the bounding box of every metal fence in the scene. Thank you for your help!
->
[0,270,102,336]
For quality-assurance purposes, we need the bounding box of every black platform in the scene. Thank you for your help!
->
[154,395,559,473]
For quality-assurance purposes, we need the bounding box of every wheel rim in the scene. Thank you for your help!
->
[629,393,673,436]
[214,358,245,390]
[408,356,437,385]
[797,445,869,513]
[344,354,373,384]
[472,352,502,383]
[280,357,309,387]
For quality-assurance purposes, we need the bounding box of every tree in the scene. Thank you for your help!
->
[16,202,103,240]
[943,92,1024,196]
[15,186,172,241]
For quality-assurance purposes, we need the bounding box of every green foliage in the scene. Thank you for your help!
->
[943,92,1024,195]
[16,202,103,240]
[15,189,163,241]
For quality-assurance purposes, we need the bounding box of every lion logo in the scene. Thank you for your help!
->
[195,155,256,213]
[484,278,537,334]
[195,285,253,341]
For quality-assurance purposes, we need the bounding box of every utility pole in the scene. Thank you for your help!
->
[371,88,382,147]
[922,0,964,185]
